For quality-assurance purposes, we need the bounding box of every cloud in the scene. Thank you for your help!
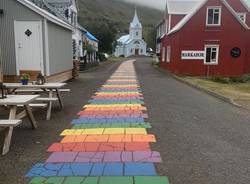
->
[122,0,166,10]
[122,0,250,10]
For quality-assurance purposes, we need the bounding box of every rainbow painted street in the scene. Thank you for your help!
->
[25,60,169,184]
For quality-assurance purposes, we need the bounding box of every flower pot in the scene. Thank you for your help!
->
[21,79,29,85]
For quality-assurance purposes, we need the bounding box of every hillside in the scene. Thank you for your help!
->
[77,0,163,51]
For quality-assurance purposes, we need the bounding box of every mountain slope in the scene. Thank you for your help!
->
[77,0,163,51]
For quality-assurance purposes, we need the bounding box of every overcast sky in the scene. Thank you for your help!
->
[122,0,250,10]
[122,0,166,10]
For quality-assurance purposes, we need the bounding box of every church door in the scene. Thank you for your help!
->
[135,49,139,55]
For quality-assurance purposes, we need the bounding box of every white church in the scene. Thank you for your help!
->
[114,10,147,57]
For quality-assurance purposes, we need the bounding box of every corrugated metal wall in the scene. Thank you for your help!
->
[0,0,43,75]
[47,21,73,75]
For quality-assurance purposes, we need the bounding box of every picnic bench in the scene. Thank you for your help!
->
[0,95,39,155]
[4,83,68,120]
[0,120,22,155]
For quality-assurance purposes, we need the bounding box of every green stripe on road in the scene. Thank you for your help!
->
[29,176,169,184]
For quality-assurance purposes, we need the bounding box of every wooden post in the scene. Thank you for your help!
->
[25,104,38,129]
[2,106,17,155]
[46,89,53,120]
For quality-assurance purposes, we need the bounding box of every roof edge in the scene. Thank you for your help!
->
[17,0,73,31]
[239,0,250,12]
[167,0,249,36]
[167,0,208,35]
[221,0,249,30]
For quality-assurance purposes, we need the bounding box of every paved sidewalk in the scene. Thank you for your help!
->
[25,60,169,184]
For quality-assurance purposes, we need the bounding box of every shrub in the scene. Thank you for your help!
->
[229,77,246,83]
[211,76,250,84]
[151,61,160,67]
[211,76,230,84]
[97,52,107,62]
[20,73,30,80]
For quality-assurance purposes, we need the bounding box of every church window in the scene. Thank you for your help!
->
[131,49,133,53]
[134,41,140,45]
[136,32,139,36]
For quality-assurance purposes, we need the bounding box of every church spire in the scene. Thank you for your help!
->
[130,7,142,28]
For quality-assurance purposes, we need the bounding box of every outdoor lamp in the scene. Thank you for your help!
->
[0,82,7,99]
[36,73,46,85]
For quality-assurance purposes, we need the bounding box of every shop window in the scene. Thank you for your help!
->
[206,7,221,26]
[204,45,219,65]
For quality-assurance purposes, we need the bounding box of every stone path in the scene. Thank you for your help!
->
[25,60,169,184]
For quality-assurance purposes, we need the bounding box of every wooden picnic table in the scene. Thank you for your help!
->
[4,83,67,120]
[0,95,39,155]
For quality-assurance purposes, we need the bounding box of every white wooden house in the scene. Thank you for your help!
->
[30,0,92,61]
[0,0,73,82]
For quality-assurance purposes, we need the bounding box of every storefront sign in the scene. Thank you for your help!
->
[181,51,205,60]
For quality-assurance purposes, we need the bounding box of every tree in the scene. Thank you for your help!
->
[87,22,117,54]
[144,27,156,51]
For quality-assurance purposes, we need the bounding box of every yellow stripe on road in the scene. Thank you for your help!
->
[60,128,147,136]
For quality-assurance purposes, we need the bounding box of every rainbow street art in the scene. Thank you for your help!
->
[25,60,170,184]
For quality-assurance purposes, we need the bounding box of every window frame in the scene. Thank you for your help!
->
[166,46,171,62]
[206,6,222,26]
[204,45,220,65]
[134,41,140,45]
[237,12,246,23]
[162,47,166,62]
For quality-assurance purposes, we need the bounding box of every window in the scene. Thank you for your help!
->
[166,46,171,62]
[134,41,140,44]
[206,7,221,26]
[238,13,246,23]
[136,32,139,36]
[204,45,219,65]
[162,47,166,62]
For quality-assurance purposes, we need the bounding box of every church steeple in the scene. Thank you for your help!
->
[129,8,142,40]
[130,8,142,28]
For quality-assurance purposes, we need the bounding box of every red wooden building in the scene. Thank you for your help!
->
[159,0,250,76]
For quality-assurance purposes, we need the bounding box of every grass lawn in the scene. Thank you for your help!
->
[180,77,250,109]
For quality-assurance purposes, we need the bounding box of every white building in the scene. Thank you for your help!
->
[115,10,147,57]
[30,0,83,59]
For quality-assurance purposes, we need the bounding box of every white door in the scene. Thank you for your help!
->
[14,21,44,75]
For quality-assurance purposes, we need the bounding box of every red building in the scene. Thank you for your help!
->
[159,0,250,76]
